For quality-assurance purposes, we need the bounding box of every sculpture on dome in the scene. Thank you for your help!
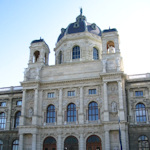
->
[80,7,83,15]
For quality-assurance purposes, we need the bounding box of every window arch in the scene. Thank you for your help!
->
[72,46,80,59]
[93,47,99,60]
[58,51,62,64]
[12,140,19,150]
[0,112,6,129]
[136,103,146,123]
[0,140,3,150]
[88,102,98,121]
[47,105,55,123]
[14,111,21,128]
[43,136,56,150]
[67,103,76,122]
[138,135,149,150]
[64,136,79,150]
[107,41,115,53]
[33,51,40,63]
[86,135,102,150]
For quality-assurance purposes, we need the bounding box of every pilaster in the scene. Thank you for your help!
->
[20,89,26,125]
[6,97,12,130]
[79,87,84,124]
[57,134,62,150]
[58,88,63,125]
[19,134,23,150]
[118,80,125,120]
[105,130,110,150]
[103,82,109,121]
[32,134,37,150]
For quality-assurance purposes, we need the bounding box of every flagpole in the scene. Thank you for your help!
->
[118,110,123,150]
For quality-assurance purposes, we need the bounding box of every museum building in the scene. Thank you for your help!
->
[0,10,150,150]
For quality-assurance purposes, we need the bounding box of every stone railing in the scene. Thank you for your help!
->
[0,86,22,93]
[127,73,150,80]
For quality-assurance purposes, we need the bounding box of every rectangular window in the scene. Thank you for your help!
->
[68,91,75,97]
[17,100,22,106]
[0,102,6,107]
[135,91,143,97]
[48,92,55,98]
[89,89,96,95]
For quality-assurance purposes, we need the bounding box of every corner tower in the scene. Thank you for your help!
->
[24,38,50,81]
[101,28,124,73]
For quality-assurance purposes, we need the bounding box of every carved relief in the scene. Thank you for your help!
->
[26,91,34,101]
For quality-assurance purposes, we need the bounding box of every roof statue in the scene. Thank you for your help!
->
[80,7,83,15]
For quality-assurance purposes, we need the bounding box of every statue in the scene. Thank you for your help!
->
[28,107,33,117]
[112,102,117,112]
[80,7,83,15]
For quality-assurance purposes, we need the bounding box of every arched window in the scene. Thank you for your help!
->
[72,46,80,59]
[12,140,19,150]
[107,41,115,53]
[14,111,21,128]
[43,136,56,150]
[136,103,146,123]
[0,113,6,129]
[64,136,78,150]
[93,47,99,60]
[0,140,3,150]
[67,103,76,122]
[58,51,62,64]
[138,136,149,150]
[86,135,102,150]
[33,51,40,63]
[47,105,55,123]
[88,102,98,121]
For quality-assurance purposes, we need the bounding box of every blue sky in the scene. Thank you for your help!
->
[0,0,150,87]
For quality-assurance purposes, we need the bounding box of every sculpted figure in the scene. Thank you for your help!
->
[112,101,117,112]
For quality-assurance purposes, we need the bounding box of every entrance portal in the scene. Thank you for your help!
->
[64,136,79,150]
[43,136,56,150]
[86,135,102,150]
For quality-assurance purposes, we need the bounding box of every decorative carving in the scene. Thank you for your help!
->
[26,91,34,101]
[28,107,33,118]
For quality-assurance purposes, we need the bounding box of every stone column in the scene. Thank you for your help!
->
[34,88,38,115]
[32,88,39,125]
[103,82,109,121]
[79,87,84,124]
[6,97,12,130]
[121,130,126,150]
[58,89,63,125]
[105,131,110,150]
[20,89,26,125]
[134,110,137,124]
[146,109,149,124]
[79,133,85,150]
[32,134,37,150]
[118,81,125,120]
[57,134,62,150]
[19,134,23,150]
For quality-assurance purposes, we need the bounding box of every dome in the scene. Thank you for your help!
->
[31,38,44,44]
[57,10,102,42]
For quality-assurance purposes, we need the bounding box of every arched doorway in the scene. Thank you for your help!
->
[86,135,102,150]
[43,136,56,150]
[64,136,79,150]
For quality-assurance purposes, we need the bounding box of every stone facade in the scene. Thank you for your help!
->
[0,11,150,150]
